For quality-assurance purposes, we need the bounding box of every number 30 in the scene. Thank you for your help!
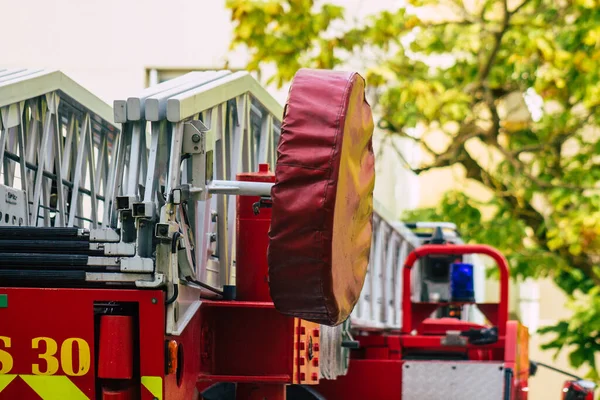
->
[32,337,90,376]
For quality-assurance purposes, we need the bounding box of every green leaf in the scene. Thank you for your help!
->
[228,0,600,378]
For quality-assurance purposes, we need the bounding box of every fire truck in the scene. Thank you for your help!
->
[0,68,595,399]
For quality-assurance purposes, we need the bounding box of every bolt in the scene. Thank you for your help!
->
[313,343,320,352]
[313,357,319,367]
[311,373,318,382]
[151,298,157,304]
[299,372,306,381]
[313,329,320,338]
[159,226,168,236]
[297,326,306,335]
[211,211,218,222]
[299,357,305,366]
[191,133,201,143]
[299,341,305,351]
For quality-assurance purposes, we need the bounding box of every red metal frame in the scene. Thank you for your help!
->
[194,165,320,400]
[0,287,167,400]
[402,244,509,335]
[315,243,530,400]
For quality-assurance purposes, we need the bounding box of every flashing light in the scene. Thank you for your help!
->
[450,262,475,302]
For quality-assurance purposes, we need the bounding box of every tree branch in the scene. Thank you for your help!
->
[493,141,592,190]
[477,0,510,83]
[411,121,484,174]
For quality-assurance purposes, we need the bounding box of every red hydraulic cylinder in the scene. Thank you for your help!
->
[98,315,134,379]
[236,163,275,302]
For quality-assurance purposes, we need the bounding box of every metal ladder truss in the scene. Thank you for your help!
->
[0,69,482,339]
[352,217,485,331]
[110,71,283,334]
[0,69,135,285]
[0,69,118,228]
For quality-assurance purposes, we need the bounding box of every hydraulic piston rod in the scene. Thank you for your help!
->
[190,180,274,197]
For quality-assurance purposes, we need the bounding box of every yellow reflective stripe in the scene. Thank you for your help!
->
[0,375,16,392]
[141,376,163,400]
[20,375,89,400]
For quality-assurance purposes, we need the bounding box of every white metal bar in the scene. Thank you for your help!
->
[144,71,230,122]
[0,127,7,185]
[258,114,272,164]
[125,121,143,196]
[167,71,284,123]
[213,104,230,287]
[32,109,53,226]
[143,121,162,202]
[85,117,98,228]
[0,70,114,124]
[202,180,273,196]
[95,133,107,196]
[61,116,75,178]
[166,122,184,195]
[50,94,67,227]
[16,112,31,223]
[226,94,247,284]
[67,113,90,227]
[124,71,217,121]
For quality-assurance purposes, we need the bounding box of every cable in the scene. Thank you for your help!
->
[185,276,224,297]
[531,360,584,380]
[165,232,181,305]
[171,231,181,254]
[165,284,179,305]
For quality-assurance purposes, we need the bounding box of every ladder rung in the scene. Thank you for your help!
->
[0,227,86,240]
[0,253,89,266]
[0,240,99,255]
[0,269,86,282]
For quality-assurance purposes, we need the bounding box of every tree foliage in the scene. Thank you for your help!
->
[227,0,600,377]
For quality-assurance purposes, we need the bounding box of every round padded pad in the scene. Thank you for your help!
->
[268,68,375,326]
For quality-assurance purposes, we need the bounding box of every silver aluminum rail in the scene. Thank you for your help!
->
[351,200,423,330]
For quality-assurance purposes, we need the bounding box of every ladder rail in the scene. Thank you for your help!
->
[0,69,119,229]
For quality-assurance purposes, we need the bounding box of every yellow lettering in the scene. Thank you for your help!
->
[0,337,13,374]
[61,338,90,376]
[32,337,59,375]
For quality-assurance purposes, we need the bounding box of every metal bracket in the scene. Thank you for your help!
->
[89,229,121,243]
[89,242,136,256]
[183,120,215,201]
[155,223,178,240]
[441,330,467,346]
[252,196,273,215]
[136,273,166,288]
[132,201,155,218]
[120,256,154,273]
[183,120,211,154]
[116,195,137,211]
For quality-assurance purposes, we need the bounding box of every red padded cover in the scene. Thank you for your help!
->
[268,68,375,326]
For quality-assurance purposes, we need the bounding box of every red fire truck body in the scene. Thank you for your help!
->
[0,68,595,400]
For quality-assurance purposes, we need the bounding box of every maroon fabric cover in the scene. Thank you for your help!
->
[268,68,375,326]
